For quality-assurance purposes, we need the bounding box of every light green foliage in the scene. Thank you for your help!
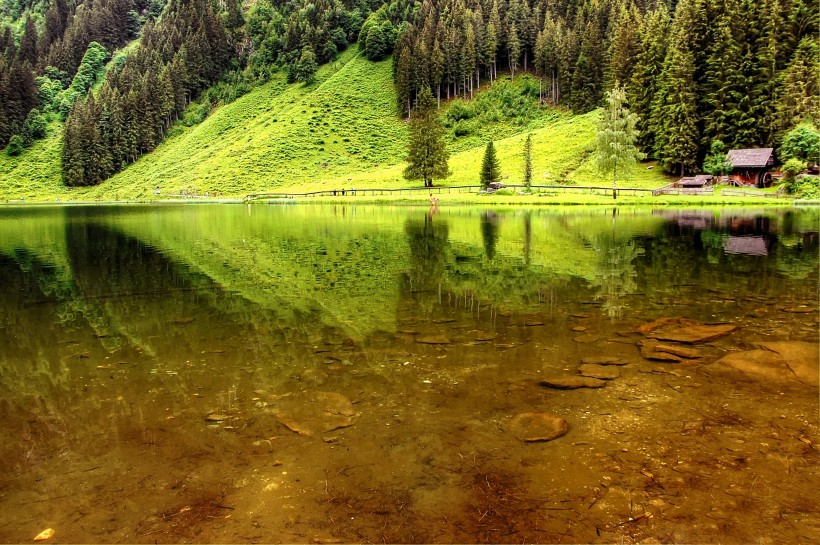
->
[290,46,319,84]
[595,85,644,187]
[782,158,807,186]
[702,140,732,176]
[780,123,820,164]
[24,109,47,141]
[58,42,110,119]
[35,75,65,112]
[788,175,820,199]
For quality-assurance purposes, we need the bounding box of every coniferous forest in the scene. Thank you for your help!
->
[0,0,818,187]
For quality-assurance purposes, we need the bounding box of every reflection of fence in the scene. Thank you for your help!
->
[245,184,654,201]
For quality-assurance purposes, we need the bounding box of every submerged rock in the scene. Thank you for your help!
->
[716,342,818,387]
[782,306,816,314]
[639,343,684,363]
[539,377,607,389]
[272,391,359,437]
[573,333,600,343]
[577,363,620,380]
[416,336,451,345]
[638,317,737,344]
[510,412,569,442]
[581,356,629,366]
[654,344,703,359]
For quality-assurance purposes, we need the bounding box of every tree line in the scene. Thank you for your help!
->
[3,0,818,186]
[62,0,232,185]
[0,0,160,151]
[393,0,819,174]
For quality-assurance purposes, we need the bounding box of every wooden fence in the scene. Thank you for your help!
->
[721,188,787,198]
[245,184,655,201]
[652,185,715,196]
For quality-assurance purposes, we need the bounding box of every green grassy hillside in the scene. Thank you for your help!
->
[0,46,672,201]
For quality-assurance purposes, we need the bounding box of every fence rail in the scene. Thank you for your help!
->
[721,188,785,198]
[652,186,715,196]
[245,184,655,201]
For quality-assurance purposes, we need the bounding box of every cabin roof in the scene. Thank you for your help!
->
[727,148,774,169]
[678,175,713,187]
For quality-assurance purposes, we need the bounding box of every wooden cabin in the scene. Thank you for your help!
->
[726,148,775,188]
[676,174,713,188]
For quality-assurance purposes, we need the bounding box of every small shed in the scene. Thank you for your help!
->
[726,148,775,188]
[676,174,713,188]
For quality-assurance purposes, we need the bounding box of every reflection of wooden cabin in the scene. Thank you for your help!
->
[724,235,770,256]
[676,174,713,188]
[726,148,775,188]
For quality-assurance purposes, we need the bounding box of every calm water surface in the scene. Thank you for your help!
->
[0,204,817,543]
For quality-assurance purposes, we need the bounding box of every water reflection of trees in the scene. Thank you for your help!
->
[590,236,642,319]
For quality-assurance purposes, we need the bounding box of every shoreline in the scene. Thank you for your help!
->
[0,194,805,207]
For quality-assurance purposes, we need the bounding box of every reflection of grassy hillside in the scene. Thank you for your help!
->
[95,205,410,340]
[93,206,667,327]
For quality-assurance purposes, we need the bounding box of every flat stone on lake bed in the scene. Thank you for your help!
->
[581,356,628,366]
[572,326,588,332]
[639,344,683,362]
[205,413,231,422]
[638,317,737,344]
[540,377,607,389]
[577,363,620,380]
[525,321,544,326]
[655,344,703,359]
[510,412,569,442]
[782,306,816,314]
[573,334,601,343]
[415,336,451,344]
[272,391,359,437]
[473,332,497,341]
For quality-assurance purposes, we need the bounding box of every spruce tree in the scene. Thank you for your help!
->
[523,133,532,190]
[480,140,501,189]
[404,86,450,188]
[654,42,700,176]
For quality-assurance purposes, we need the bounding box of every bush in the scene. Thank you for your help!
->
[446,99,474,123]
[790,176,820,199]
[6,135,24,156]
[453,120,472,137]
[24,109,47,141]
[781,123,820,163]
[782,158,807,180]
[182,102,210,126]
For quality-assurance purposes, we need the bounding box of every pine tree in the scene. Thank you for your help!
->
[628,8,670,156]
[523,133,532,189]
[395,43,413,116]
[480,140,501,189]
[404,86,450,188]
[773,37,820,140]
[596,84,644,198]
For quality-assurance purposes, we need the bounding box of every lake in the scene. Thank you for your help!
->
[0,204,817,543]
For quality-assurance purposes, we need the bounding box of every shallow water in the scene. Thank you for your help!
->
[0,204,818,544]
